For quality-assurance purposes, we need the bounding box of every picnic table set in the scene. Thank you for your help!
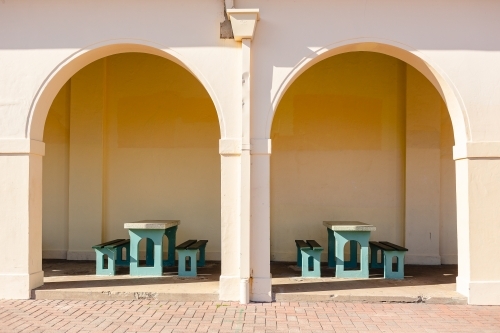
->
[92,220,208,278]
[92,219,407,281]
[295,221,408,280]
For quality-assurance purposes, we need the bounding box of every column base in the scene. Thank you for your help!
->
[469,281,500,305]
[251,276,272,302]
[0,271,44,299]
[456,275,469,297]
[219,275,240,301]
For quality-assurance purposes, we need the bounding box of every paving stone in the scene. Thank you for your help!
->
[1,300,500,332]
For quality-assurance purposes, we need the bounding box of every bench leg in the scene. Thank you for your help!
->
[163,226,178,267]
[116,243,130,267]
[94,248,117,276]
[296,244,302,267]
[370,244,384,269]
[197,244,206,267]
[384,251,405,279]
[300,249,322,278]
[177,249,198,277]
[335,231,370,278]
[327,228,336,268]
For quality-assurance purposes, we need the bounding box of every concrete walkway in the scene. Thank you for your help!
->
[34,260,465,304]
[1,300,499,332]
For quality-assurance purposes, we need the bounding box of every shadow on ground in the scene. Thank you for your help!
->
[34,259,465,303]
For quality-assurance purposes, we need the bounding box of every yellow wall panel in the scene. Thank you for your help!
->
[42,53,221,259]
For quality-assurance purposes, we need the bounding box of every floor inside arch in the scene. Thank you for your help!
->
[33,260,466,304]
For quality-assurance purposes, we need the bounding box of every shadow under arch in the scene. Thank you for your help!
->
[27,39,225,141]
[266,38,470,145]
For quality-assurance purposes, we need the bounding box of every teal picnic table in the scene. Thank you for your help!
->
[124,220,180,276]
[323,221,376,278]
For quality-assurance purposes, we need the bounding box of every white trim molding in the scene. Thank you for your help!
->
[219,138,242,155]
[0,139,45,156]
[453,142,500,160]
[469,281,500,305]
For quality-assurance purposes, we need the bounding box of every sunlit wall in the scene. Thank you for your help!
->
[271,52,456,263]
[42,53,221,260]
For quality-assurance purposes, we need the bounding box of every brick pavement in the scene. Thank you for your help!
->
[1,300,499,333]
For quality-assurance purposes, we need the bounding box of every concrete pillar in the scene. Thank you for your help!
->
[405,65,441,265]
[250,139,272,302]
[239,38,252,304]
[454,142,500,305]
[0,139,45,299]
[67,59,105,260]
[225,8,260,304]
[219,139,242,301]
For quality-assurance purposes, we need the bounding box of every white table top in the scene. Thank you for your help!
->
[124,220,180,230]
[323,221,376,231]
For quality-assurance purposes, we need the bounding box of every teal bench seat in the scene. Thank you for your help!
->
[369,241,408,279]
[295,240,323,278]
[92,239,130,275]
[175,239,208,277]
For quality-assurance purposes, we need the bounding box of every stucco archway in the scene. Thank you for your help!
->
[266,39,469,145]
[265,40,468,299]
[27,39,226,141]
[28,41,225,297]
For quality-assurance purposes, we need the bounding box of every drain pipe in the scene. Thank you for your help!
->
[226,8,260,305]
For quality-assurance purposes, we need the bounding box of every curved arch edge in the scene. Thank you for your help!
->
[26,39,226,141]
[265,38,470,145]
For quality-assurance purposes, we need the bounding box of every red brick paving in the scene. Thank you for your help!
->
[0,300,499,332]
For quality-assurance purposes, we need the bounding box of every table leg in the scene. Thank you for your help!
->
[146,238,154,266]
[163,226,178,267]
[334,231,370,278]
[129,229,164,276]
[345,241,358,269]
[327,228,336,268]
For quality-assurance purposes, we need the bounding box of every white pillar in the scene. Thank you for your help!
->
[250,139,272,302]
[67,60,105,260]
[239,38,251,304]
[219,139,242,301]
[454,142,500,305]
[0,139,45,299]
[225,8,260,303]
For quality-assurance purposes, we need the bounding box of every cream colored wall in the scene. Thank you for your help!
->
[405,65,457,265]
[104,54,221,259]
[271,52,406,262]
[271,52,456,263]
[42,53,221,260]
[440,93,458,265]
[42,82,70,258]
[2,0,500,304]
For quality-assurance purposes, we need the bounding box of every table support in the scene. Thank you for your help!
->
[328,229,358,269]
[163,226,177,267]
[130,229,164,276]
[144,226,177,267]
[327,228,335,268]
[334,231,370,278]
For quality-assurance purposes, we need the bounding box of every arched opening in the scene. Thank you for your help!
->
[270,51,459,298]
[40,52,221,293]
